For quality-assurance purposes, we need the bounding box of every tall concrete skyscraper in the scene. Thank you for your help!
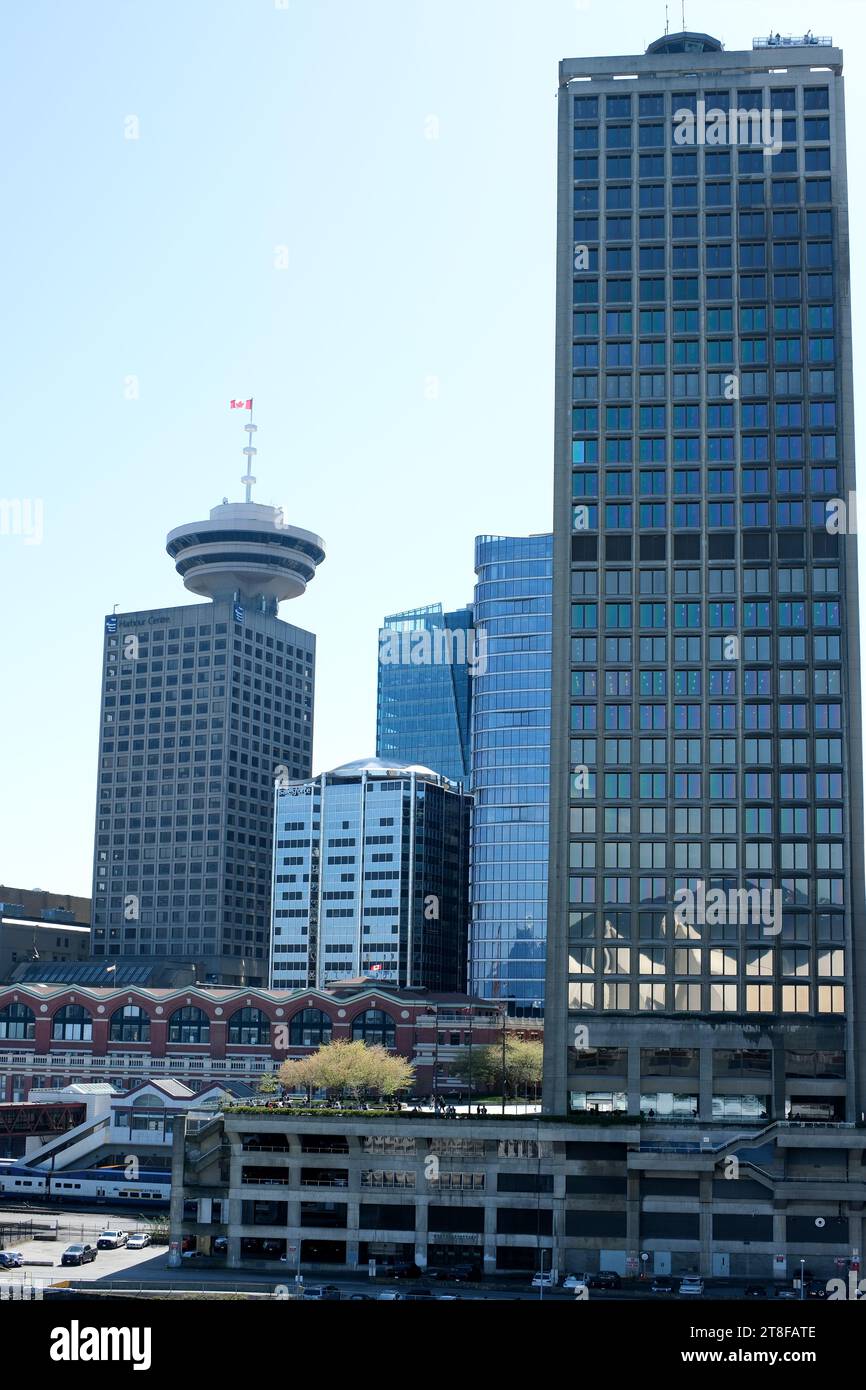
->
[545,31,865,1129]
[470,534,552,1014]
[90,411,325,984]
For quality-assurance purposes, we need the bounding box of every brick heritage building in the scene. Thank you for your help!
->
[0,980,503,1102]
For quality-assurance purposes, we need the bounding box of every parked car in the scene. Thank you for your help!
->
[531,1271,556,1288]
[126,1233,151,1251]
[562,1273,590,1291]
[428,1265,476,1283]
[679,1277,704,1296]
[181,1250,209,1262]
[61,1244,98,1266]
[651,1276,674,1294]
[302,1284,341,1301]
[404,1286,435,1301]
[96,1230,128,1250]
[744,1285,767,1298]
[0,1251,24,1268]
[212,1236,228,1255]
[377,1289,404,1301]
[592,1270,622,1290]
[381,1261,420,1280]
[806,1281,828,1300]
[775,1285,799,1300]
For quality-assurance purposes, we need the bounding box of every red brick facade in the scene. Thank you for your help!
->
[0,983,507,1100]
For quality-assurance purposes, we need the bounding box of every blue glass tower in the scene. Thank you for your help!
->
[376,604,473,785]
[470,534,552,1015]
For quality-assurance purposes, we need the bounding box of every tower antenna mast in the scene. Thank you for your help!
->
[241,398,257,502]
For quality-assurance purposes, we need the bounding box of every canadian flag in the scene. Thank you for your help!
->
[369,963,383,972]
[230,398,253,410]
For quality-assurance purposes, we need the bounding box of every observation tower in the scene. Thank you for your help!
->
[166,400,325,615]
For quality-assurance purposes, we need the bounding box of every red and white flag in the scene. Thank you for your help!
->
[230,398,253,410]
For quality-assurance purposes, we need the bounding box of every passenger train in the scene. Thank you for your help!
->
[0,1162,170,1207]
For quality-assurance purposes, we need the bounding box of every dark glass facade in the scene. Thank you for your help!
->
[376,604,473,784]
[470,534,552,1014]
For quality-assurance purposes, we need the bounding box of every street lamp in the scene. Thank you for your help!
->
[799,1257,806,1300]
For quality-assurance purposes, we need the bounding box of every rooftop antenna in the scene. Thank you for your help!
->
[681,1,686,29]
[230,396,257,502]
[665,2,669,35]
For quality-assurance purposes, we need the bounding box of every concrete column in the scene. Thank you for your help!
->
[483,1200,497,1273]
[773,1208,787,1280]
[627,1045,641,1116]
[847,1208,863,1266]
[415,1196,429,1269]
[227,1137,244,1267]
[772,1035,787,1119]
[699,1047,713,1120]
[698,1171,713,1276]
[227,1195,243,1268]
[626,1173,641,1261]
[345,1195,360,1271]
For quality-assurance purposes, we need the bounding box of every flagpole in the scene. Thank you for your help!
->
[241,397,257,502]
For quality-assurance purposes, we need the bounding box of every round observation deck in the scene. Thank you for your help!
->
[166,501,326,607]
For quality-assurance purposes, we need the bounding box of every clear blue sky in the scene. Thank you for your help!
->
[1,0,864,898]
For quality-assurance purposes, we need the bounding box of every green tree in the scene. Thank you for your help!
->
[449,1037,542,1099]
[278,1040,414,1102]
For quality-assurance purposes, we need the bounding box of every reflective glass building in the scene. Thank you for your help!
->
[270,757,471,992]
[544,33,866,1123]
[470,534,552,1015]
[376,605,473,785]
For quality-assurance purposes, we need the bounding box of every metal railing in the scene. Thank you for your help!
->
[753,34,832,48]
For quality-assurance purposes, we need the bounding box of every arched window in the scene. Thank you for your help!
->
[228,1007,270,1045]
[168,1006,210,1045]
[51,1005,93,1042]
[109,1005,151,1044]
[351,1009,396,1048]
[288,1008,332,1048]
[0,1003,35,1041]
